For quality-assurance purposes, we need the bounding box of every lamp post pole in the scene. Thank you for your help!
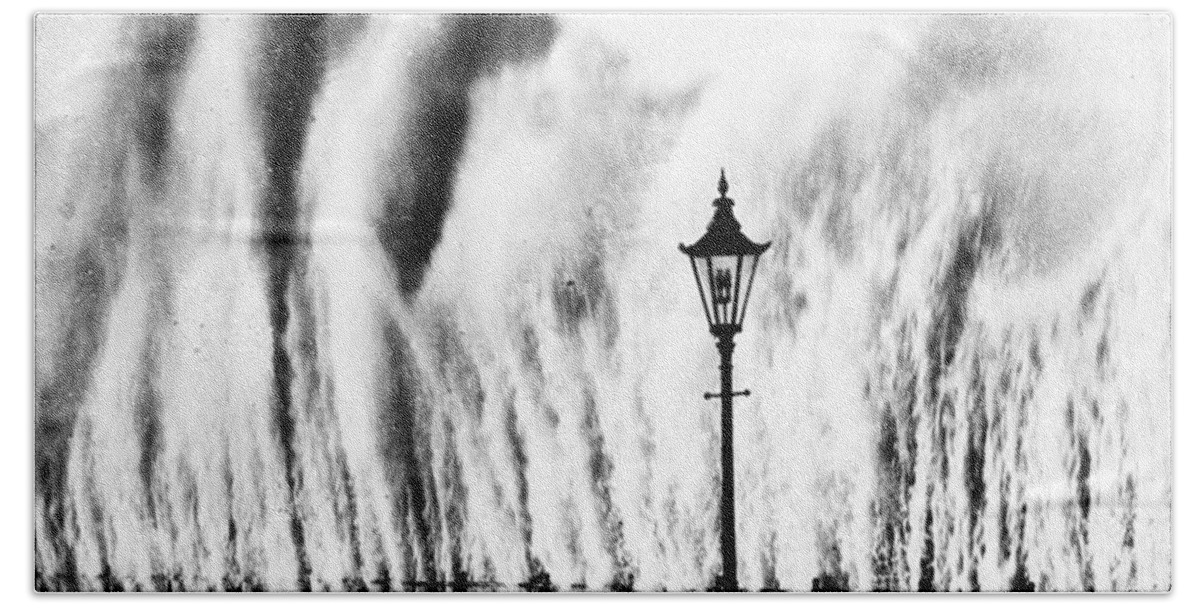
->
[716,333,738,591]
[681,169,769,592]
[706,330,749,590]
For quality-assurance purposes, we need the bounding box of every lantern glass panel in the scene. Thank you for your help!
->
[736,252,762,326]
[686,254,715,327]
[705,254,746,327]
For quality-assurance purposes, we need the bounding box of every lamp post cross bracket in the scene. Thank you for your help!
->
[704,389,750,400]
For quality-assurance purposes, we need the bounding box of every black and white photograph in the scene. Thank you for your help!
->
[31,11,1172,593]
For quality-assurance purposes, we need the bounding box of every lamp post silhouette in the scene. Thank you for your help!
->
[679,169,771,592]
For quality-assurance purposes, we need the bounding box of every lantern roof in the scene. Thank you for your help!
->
[679,169,772,258]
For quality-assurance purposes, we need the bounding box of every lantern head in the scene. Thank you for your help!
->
[679,169,771,337]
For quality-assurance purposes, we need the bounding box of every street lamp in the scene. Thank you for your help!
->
[679,168,771,592]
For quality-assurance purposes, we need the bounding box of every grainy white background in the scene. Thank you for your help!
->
[4,0,1194,605]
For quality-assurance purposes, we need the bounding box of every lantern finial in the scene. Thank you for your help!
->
[717,168,729,198]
